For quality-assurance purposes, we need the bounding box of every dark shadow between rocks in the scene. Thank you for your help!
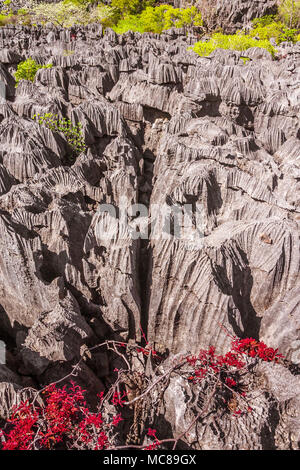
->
[260,396,280,450]
[212,245,261,340]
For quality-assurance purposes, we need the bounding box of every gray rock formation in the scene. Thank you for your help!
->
[0,17,299,449]
[174,0,278,32]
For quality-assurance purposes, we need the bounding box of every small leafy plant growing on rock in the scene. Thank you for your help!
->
[14,59,52,87]
[33,113,86,158]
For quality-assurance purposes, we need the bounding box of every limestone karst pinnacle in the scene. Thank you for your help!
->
[0,0,299,450]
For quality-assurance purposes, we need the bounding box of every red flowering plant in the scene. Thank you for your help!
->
[0,327,285,451]
[184,335,284,418]
[1,382,123,450]
[232,337,284,362]
[144,428,161,450]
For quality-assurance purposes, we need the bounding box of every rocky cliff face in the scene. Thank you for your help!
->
[169,1,278,31]
[0,17,299,449]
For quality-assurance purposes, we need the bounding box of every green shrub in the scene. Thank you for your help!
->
[251,15,277,27]
[33,113,86,156]
[14,59,52,87]
[163,5,203,30]
[1,0,12,15]
[113,15,144,33]
[0,1,100,27]
[113,5,202,34]
[249,17,298,43]
[191,32,276,57]
[240,56,251,64]
[0,1,16,27]
[96,3,121,29]
[31,0,96,27]
[0,14,8,26]
[111,0,154,16]
[0,1,203,32]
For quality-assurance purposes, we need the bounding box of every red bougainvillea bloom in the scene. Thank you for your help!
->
[225,377,237,387]
[112,414,123,427]
[1,382,123,451]
[232,338,284,362]
[144,441,161,450]
[0,336,283,450]
[111,391,127,407]
[147,428,157,437]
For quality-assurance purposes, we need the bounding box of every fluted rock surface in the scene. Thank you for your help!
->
[0,20,299,449]
[174,0,278,31]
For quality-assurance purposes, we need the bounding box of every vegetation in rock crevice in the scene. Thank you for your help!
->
[14,58,52,87]
[33,112,86,160]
